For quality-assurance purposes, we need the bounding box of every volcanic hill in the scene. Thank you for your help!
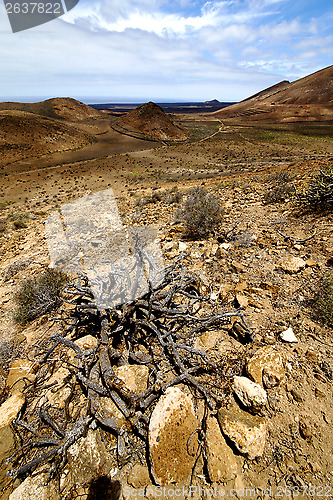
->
[0,110,93,165]
[0,97,102,122]
[215,65,333,123]
[113,101,188,141]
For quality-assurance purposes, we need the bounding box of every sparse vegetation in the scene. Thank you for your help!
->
[0,339,17,373]
[13,269,68,324]
[298,166,333,210]
[0,220,6,233]
[8,212,30,229]
[314,273,333,326]
[264,180,294,204]
[175,186,223,239]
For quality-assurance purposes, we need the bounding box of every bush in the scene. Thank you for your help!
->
[298,166,333,210]
[263,184,294,204]
[175,186,223,239]
[314,273,333,326]
[13,269,68,324]
[8,212,29,229]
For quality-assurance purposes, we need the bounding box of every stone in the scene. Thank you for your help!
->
[231,261,246,273]
[280,256,306,274]
[42,367,72,409]
[306,259,317,267]
[9,474,59,500]
[149,387,198,485]
[235,293,248,309]
[178,242,188,252]
[114,365,149,394]
[0,393,25,428]
[205,414,240,483]
[0,425,17,489]
[233,376,267,413]
[280,327,298,343]
[234,282,248,293]
[94,364,149,429]
[218,404,267,460]
[246,347,285,388]
[291,389,303,403]
[299,417,313,441]
[128,463,150,488]
[306,350,320,363]
[67,429,112,485]
[74,335,98,351]
[219,283,232,302]
[6,359,37,392]
[315,387,325,398]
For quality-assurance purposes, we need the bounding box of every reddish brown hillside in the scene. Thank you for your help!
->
[0,97,102,122]
[215,65,333,123]
[0,110,93,164]
[114,101,187,141]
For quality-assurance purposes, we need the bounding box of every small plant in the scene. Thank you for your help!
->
[263,184,294,204]
[0,339,17,372]
[165,187,183,204]
[8,212,30,229]
[313,273,333,326]
[298,166,333,211]
[13,269,68,324]
[175,186,223,239]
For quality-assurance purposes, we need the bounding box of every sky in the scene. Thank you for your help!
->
[0,0,332,103]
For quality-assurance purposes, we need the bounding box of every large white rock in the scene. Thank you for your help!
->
[233,376,267,412]
[0,393,25,428]
[280,328,298,343]
[149,387,198,485]
[218,404,267,460]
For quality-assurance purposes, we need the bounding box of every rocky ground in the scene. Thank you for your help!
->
[0,123,333,499]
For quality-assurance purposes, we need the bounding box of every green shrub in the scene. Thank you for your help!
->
[298,166,333,210]
[13,269,68,324]
[175,186,223,239]
[314,273,333,326]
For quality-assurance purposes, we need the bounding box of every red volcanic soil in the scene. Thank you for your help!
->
[215,65,333,123]
[114,101,188,141]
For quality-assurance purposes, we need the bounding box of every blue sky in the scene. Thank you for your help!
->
[0,0,332,102]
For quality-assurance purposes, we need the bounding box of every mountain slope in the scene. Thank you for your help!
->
[215,65,333,123]
[0,110,93,164]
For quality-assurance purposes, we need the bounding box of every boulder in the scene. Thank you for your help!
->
[246,346,285,388]
[205,414,241,483]
[233,376,267,413]
[6,359,37,393]
[280,256,306,274]
[9,473,59,500]
[0,393,25,428]
[114,365,149,394]
[218,404,267,460]
[149,387,198,485]
[41,366,72,409]
[67,429,113,485]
